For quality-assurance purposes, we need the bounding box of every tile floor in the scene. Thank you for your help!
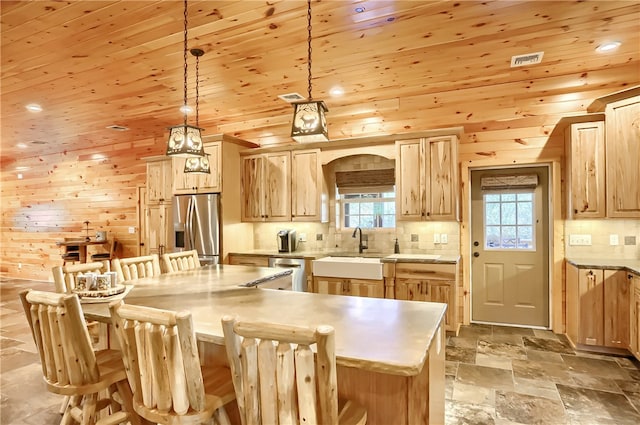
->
[2,277,640,424]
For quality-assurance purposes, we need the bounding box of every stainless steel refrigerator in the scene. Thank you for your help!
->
[172,194,220,265]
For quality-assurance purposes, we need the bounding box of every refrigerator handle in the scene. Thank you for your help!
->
[185,197,192,250]
[187,196,196,249]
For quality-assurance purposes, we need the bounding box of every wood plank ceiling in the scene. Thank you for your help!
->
[1,0,639,166]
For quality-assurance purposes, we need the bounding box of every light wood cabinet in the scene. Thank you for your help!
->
[606,96,640,218]
[146,203,171,256]
[312,276,384,298]
[145,157,173,256]
[228,254,269,267]
[630,273,640,360]
[389,262,457,332]
[146,157,173,203]
[173,142,222,194]
[241,152,291,222]
[566,263,629,348]
[396,136,459,221]
[291,149,327,222]
[565,122,605,218]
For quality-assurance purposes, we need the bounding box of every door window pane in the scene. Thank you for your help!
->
[484,191,535,250]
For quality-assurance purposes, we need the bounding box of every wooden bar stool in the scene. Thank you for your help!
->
[109,301,235,425]
[19,289,140,425]
[221,315,367,425]
[162,250,201,273]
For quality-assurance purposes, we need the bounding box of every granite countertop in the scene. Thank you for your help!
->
[566,258,640,275]
[230,250,460,264]
[81,264,446,376]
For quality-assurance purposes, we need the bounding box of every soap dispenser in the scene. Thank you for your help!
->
[394,238,400,254]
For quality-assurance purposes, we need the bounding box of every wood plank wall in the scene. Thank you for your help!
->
[0,136,164,281]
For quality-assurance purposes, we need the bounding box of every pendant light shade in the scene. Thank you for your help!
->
[166,0,205,158]
[291,100,328,143]
[290,0,329,143]
[167,124,204,157]
[184,154,210,174]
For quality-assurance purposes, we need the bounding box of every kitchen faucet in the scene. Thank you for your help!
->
[352,226,367,254]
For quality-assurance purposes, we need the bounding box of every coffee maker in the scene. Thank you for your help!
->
[277,229,297,253]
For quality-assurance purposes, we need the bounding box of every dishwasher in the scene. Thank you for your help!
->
[268,257,306,292]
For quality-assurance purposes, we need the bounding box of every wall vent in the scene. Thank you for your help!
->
[278,93,306,103]
[106,124,129,131]
[510,51,544,67]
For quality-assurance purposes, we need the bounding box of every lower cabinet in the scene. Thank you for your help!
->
[566,263,630,349]
[389,262,457,332]
[630,273,640,360]
[312,276,384,298]
[228,254,269,267]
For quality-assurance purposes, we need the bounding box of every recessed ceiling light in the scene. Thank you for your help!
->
[329,86,344,97]
[179,105,193,114]
[17,143,28,149]
[596,41,621,52]
[15,166,29,171]
[25,103,42,112]
[355,7,365,13]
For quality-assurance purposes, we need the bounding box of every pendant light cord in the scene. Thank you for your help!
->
[307,0,313,101]
[182,0,188,125]
[195,54,200,126]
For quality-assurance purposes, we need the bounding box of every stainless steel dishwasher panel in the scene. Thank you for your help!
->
[268,257,306,292]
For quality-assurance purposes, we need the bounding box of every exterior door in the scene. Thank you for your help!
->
[471,166,549,327]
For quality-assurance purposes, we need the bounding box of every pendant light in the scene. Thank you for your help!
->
[166,0,205,157]
[183,48,211,174]
[290,0,329,143]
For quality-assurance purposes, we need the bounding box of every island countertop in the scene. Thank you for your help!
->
[82,264,447,377]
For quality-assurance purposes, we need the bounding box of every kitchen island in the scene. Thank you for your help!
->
[82,264,447,425]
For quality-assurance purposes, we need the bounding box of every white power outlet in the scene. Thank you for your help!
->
[128,226,136,234]
[441,233,448,244]
[433,233,441,244]
[299,233,307,242]
[610,234,619,246]
[569,234,592,246]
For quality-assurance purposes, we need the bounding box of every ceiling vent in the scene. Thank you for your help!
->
[106,125,129,131]
[278,93,306,103]
[31,140,46,145]
[510,51,544,67]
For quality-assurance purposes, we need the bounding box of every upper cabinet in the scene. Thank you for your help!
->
[291,149,327,222]
[396,135,459,221]
[241,152,291,222]
[565,122,605,219]
[606,96,640,218]
[146,157,173,203]
[173,142,222,194]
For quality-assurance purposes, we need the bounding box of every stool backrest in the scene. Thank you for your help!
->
[112,254,161,283]
[221,316,338,425]
[162,250,201,273]
[20,290,99,388]
[52,262,106,293]
[109,301,206,416]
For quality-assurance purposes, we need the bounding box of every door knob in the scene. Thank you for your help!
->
[473,252,480,257]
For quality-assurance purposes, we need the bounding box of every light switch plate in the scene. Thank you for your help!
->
[609,234,619,246]
[433,234,441,244]
[128,226,136,234]
[299,233,307,242]
[441,233,448,244]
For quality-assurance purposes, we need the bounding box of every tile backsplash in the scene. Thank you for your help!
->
[564,219,640,259]
[254,221,460,256]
